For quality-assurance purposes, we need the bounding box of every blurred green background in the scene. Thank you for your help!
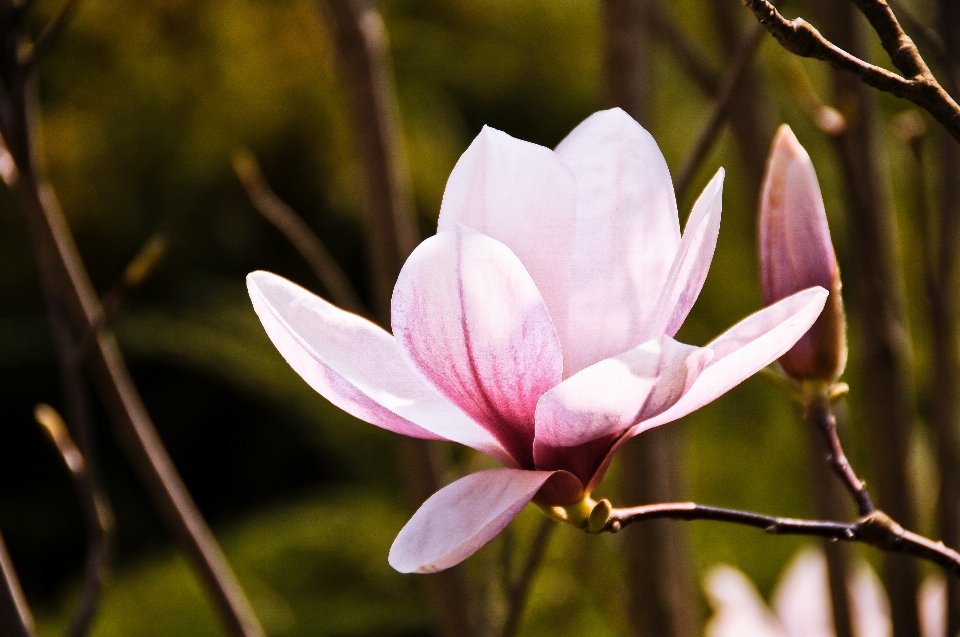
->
[0,0,944,634]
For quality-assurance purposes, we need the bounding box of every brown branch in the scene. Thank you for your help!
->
[674,22,765,200]
[34,404,114,637]
[500,518,554,637]
[232,149,368,317]
[603,503,960,577]
[314,2,476,636]
[741,0,960,143]
[804,391,875,516]
[21,0,78,66]
[0,9,266,636]
[0,530,34,637]
[647,3,720,96]
[72,233,166,362]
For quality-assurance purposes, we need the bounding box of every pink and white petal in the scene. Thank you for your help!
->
[649,169,724,339]
[389,469,555,573]
[533,335,712,480]
[584,286,827,492]
[771,548,834,637]
[392,226,563,469]
[555,108,682,375]
[703,565,788,637]
[638,286,828,429]
[438,126,578,349]
[247,271,513,467]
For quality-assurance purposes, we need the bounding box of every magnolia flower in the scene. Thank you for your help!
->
[759,125,846,383]
[704,547,945,637]
[247,108,828,574]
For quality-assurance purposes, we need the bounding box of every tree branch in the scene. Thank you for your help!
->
[674,22,765,199]
[232,149,368,317]
[741,0,960,142]
[604,503,960,576]
[500,518,554,637]
[0,8,266,636]
[804,390,875,516]
[34,404,114,637]
[0,530,33,637]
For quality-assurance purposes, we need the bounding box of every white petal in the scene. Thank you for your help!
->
[438,126,578,358]
[649,169,724,338]
[703,564,788,637]
[533,335,711,482]
[389,469,554,573]
[556,108,682,375]
[771,547,834,637]
[247,271,513,466]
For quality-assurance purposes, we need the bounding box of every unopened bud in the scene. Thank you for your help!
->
[759,125,847,382]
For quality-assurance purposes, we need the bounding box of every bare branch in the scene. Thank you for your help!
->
[674,23,765,199]
[72,233,167,361]
[647,3,720,95]
[0,12,266,633]
[604,503,960,577]
[233,150,368,317]
[500,519,554,637]
[34,404,114,637]
[21,0,79,66]
[0,530,34,637]
[741,0,960,142]
[804,391,875,516]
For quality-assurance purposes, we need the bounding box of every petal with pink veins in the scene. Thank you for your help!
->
[555,107,682,375]
[247,271,514,467]
[392,225,563,469]
[584,286,827,491]
[389,469,557,573]
[533,335,712,481]
[649,168,724,339]
[438,126,578,354]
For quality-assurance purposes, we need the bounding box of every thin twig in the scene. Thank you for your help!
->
[741,0,960,142]
[500,518,554,637]
[804,392,875,515]
[0,530,34,637]
[21,0,78,66]
[0,9,266,636]
[674,22,765,199]
[232,150,367,317]
[72,233,167,361]
[34,404,114,637]
[605,503,960,576]
[315,2,475,636]
[647,2,720,95]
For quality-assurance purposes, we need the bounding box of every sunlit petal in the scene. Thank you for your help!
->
[392,226,563,468]
[389,469,555,573]
[247,271,513,466]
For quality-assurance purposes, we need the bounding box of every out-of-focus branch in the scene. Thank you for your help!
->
[741,0,960,143]
[804,0,922,632]
[34,404,114,637]
[73,233,166,361]
[314,2,477,636]
[316,0,416,318]
[21,0,78,66]
[500,519,554,637]
[0,530,34,637]
[233,150,367,317]
[0,7,266,637]
[674,23,765,199]
[647,3,720,96]
[602,2,698,635]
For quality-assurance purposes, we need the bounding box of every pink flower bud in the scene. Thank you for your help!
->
[759,125,846,382]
